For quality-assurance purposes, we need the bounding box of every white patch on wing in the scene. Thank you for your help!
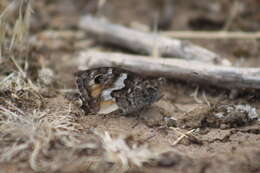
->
[101,73,127,100]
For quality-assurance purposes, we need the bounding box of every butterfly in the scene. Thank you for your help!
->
[75,67,165,115]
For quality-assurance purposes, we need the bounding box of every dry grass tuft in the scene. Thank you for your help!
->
[94,131,162,171]
[0,102,101,172]
[8,0,33,50]
[0,0,34,63]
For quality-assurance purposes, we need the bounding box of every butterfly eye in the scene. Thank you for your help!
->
[94,75,105,84]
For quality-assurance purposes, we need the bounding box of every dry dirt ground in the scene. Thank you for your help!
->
[0,0,260,173]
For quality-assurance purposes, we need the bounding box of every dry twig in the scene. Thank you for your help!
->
[77,52,260,90]
[162,31,260,40]
[79,15,231,65]
[170,128,195,146]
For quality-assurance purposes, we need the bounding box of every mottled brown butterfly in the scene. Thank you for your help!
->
[75,67,165,115]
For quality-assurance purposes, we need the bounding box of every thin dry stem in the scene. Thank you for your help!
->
[9,56,38,91]
[30,140,43,172]
[9,0,33,50]
[0,0,16,19]
[190,86,203,104]
[162,31,260,40]
[222,1,242,31]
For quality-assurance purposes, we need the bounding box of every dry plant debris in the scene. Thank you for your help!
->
[177,104,259,129]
